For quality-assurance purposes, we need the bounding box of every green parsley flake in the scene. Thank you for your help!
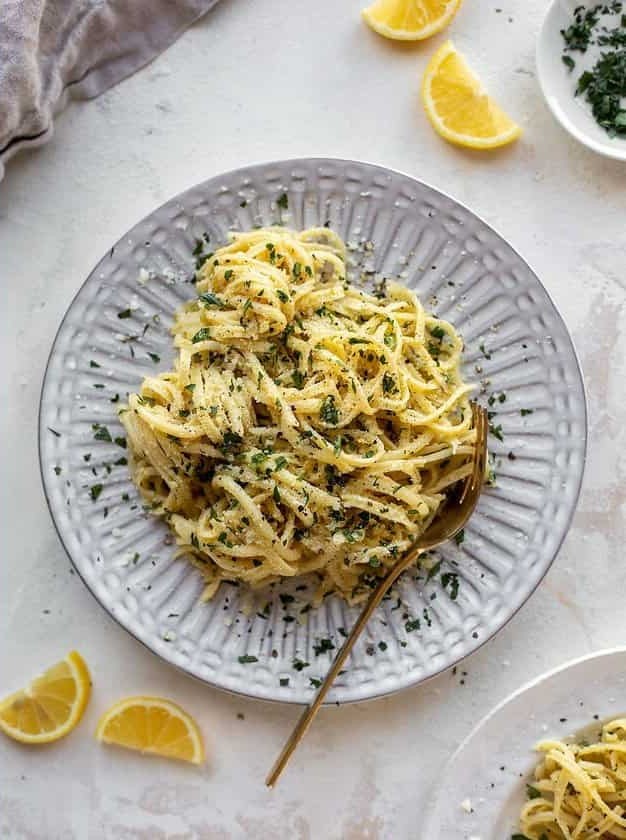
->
[90,484,103,501]
[191,327,212,344]
[320,394,339,425]
[92,423,112,442]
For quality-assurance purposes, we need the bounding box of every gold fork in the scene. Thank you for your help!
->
[266,402,488,787]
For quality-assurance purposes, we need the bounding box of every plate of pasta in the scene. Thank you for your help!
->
[421,648,626,839]
[39,158,586,703]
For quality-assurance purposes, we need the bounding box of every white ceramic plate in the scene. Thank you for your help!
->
[537,0,626,161]
[39,158,587,704]
[422,648,626,838]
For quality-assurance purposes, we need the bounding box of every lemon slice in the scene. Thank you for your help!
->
[421,41,522,149]
[0,651,91,744]
[96,696,205,765]
[362,0,462,41]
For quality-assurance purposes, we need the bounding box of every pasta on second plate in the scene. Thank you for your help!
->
[121,226,475,604]
[520,718,626,839]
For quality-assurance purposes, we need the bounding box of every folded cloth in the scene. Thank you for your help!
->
[0,0,220,179]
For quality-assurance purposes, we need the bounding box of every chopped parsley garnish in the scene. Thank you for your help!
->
[383,330,396,349]
[147,352,160,364]
[526,784,542,800]
[276,192,288,209]
[520,408,534,416]
[238,655,258,664]
[117,309,132,319]
[273,484,281,503]
[441,571,460,600]
[313,638,335,656]
[454,529,465,545]
[279,677,290,687]
[217,531,233,548]
[191,327,212,343]
[320,394,339,425]
[382,372,397,395]
[220,431,243,453]
[90,484,103,501]
[53,466,62,475]
[479,342,492,360]
[292,658,310,671]
[489,422,504,441]
[426,559,443,582]
[276,289,289,303]
[405,618,420,632]
[224,269,234,281]
[309,677,322,688]
[199,292,227,308]
[430,325,446,340]
[561,2,626,136]
[89,360,100,369]
[292,369,305,389]
[378,641,388,652]
[577,49,626,136]
[195,252,214,271]
[184,383,196,392]
[114,436,127,448]
[92,423,112,442]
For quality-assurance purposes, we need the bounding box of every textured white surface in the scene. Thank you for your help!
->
[1,0,625,837]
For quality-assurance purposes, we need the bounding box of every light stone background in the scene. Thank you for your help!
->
[1,0,625,837]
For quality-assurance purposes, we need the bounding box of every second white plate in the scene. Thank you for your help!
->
[422,648,626,838]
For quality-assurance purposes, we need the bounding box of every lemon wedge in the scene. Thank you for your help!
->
[0,651,91,744]
[96,696,205,765]
[421,40,522,149]
[362,0,462,41]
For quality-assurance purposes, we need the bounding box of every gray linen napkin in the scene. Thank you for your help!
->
[0,0,220,179]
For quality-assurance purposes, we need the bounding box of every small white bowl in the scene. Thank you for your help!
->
[537,0,626,161]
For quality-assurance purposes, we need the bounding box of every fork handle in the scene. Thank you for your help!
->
[265,549,421,787]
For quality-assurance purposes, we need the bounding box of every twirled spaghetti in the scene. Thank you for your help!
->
[520,719,626,839]
[121,227,475,603]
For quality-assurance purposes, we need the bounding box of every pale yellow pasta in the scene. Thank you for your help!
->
[120,227,475,603]
[520,719,626,839]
